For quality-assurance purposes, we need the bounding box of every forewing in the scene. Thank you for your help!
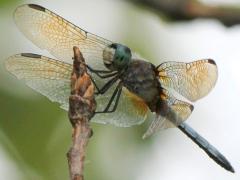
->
[5,53,72,109]
[157,59,218,102]
[5,54,148,127]
[14,4,112,70]
[143,88,193,139]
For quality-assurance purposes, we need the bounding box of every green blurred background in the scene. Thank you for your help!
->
[0,0,240,180]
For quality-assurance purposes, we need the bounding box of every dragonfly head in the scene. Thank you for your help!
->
[103,43,132,71]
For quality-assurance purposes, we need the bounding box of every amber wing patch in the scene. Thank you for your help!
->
[157,59,218,102]
[124,88,149,117]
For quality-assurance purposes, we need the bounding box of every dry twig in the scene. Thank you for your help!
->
[67,46,96,180]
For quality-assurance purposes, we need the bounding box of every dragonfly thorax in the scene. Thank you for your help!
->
[103,43,132,71]
[121,60,161,112]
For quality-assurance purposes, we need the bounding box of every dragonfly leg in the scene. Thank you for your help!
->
[95,75,120,95]
[89,75,101,93]
[86,65,117,78]
[95,72,119,79]
[95,82,122,114]
[86,64,112,73]
[88,73,119,94]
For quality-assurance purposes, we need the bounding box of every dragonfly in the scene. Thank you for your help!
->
[5,4,234,173]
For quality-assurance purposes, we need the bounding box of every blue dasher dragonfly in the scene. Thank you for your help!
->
[5,4,234,173]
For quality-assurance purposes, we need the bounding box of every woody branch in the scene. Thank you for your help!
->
[67,46,96,180]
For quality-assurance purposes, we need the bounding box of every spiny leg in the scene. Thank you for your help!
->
[95,82,122,114]
[90,75,119,94]
[89,75,101,93]
[86,64,112,73]
[87,71,120,94]
[86,64,118,78]
[85,64,122,112]
[95,75,120,95]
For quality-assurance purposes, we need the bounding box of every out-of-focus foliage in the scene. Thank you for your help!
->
[0,0,19,8]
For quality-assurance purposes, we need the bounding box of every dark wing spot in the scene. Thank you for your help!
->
[28,4,46,12]
[21,53,42,58]
[208,59,216,65]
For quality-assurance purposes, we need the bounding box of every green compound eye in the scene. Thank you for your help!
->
[111,43,132,70]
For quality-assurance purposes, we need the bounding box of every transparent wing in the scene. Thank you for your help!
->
[5,54,148,127]
[5,53,72,109]
[143,88,193,139]
[14,4,113,70]
[157,59,218,102]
